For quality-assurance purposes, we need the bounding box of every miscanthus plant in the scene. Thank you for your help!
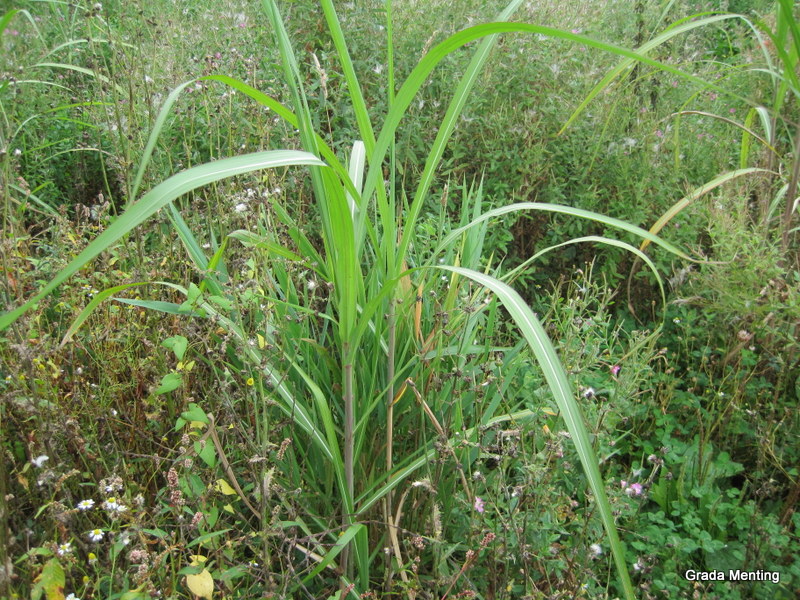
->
[1,0,715,597]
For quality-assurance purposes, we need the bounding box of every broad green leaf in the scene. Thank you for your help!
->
[154,373,182,395]
[195,440,217,469]
[181,403,209,425]
[208,295,234,311]
[162,335,189,361]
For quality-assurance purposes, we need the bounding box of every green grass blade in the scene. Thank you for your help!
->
[778,0,800,70]
[301,524,364,583]
[395,0,524,271]
[129,79,195,202]
[0,9,21,35]
[640,168,767,251]
[1,9,43,45]
[0,150,325,332]
[503,235,667,313]
[32,62,126,95]
[228,230,304,263]
[436,265,634,600]
[435,202,692,260]
[200,75,358,201]
[677,110,777,156]
[348,140,365,222]
[166,203,225,296]
[113,298,195,315]
[320,0,375,154]
[559,13,744,134]
[131,74,359,207]
[362,19,743,207]
[8,183,59,216]
[59,282,151,346]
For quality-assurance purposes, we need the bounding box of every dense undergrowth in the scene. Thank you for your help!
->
[1,0,800,599]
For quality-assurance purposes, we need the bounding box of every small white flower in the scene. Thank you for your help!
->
[13,148,22,156]
[32,455,49,468]
[103,497,128,514]
[234,202,248,213]
[66,594,81,600]
[88,529,105,543]
[144,75,154,84]
[77,499,95,511]
[307,280,317,292]
[57,542,73,556]
[589,543,602,558]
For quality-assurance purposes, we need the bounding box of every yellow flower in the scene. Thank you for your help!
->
[246,377,254,386]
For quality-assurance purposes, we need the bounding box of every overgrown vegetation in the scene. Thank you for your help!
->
[1,0,799,599]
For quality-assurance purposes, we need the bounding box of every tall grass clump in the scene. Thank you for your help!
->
[0,1,718,597]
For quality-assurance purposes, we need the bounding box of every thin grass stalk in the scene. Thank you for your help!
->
[342,341,355,579]
[383,3,398,583]
[0,405,9,597]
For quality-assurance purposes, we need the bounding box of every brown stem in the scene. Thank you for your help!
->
[780,123,800,252]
